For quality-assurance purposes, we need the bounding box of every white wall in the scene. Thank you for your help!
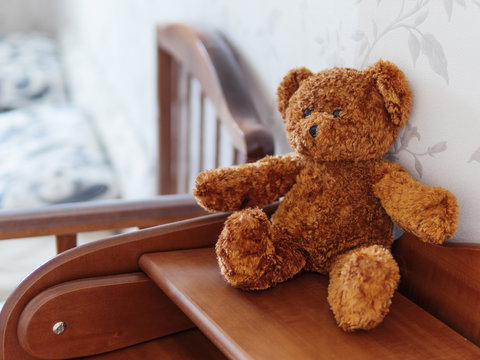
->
[57,0,359,197]
[57,0,480,243]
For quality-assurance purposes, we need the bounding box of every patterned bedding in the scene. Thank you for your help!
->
[0,33,119,208]
[0,104,119,208]
[0,33,66,112]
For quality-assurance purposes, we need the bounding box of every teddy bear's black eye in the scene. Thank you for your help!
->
[332,109,342,118]
[303,109,312,118]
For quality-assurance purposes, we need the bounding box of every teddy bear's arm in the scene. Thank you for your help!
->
[194,152,303,213]
[372,163,458,244]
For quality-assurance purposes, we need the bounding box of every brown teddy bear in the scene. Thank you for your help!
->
[193,60,458,331]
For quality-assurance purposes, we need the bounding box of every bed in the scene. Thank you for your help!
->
[0,24,479,359]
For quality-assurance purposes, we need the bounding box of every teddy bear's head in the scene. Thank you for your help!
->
[277,60,412,161]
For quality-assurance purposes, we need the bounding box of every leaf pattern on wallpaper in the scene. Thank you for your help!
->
[315,24,347,67]
[444,0,453,20]
[444,0,468,19]
[421,33,449,83]
[408,33,421,65]
[352,0,472,84]
[385,123,448,178]
[468,146,480,163]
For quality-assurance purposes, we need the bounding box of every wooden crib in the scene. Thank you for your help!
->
[0,24,479,359]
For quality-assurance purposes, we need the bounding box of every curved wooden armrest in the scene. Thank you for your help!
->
[0,211,229,359]
[0,194,207,240]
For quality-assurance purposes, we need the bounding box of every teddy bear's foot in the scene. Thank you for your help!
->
[216,208,305,290]
[327,245,400,331]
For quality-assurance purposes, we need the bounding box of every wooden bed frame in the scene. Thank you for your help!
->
[1,24,479,359]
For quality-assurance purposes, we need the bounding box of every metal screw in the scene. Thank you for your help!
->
[52,321,66,335]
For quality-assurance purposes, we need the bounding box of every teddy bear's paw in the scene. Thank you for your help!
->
[193,169,246,212]
[327,245,400,331]
[216,208,305,290]
[216,208,277,290]
[417,189,459,244]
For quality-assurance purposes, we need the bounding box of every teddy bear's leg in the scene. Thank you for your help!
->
[216,208,306,290]
[327,245,400,331]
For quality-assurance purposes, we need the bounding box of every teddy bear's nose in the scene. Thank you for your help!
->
[309,125,318,138]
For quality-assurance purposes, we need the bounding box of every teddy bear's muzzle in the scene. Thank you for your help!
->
[309,125,318,138]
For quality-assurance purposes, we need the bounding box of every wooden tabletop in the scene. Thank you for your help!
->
[140,247,480,360]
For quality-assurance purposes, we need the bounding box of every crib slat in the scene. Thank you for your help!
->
[158,48,176,194]
[215,118,221,168]
[233,148,245,165]
[177,66,191,194]
[199,93,205,172]
[56,234,77,254]
[183,75,192,194]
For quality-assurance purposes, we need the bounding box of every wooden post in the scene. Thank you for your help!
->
[56,234,77,254]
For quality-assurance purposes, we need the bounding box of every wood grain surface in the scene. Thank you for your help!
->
[0,194,206,240]
[393,232,480,347]
[17,273,194,359]
[80,329,227,360]
[140,247,480,360]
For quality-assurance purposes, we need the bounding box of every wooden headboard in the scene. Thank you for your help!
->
[157,24,274,194]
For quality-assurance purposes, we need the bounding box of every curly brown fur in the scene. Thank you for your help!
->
[194,59,459,331]
[327,245,400,331]
[271,158,394,274]
[368,60,412,127]
[284,62,410,162]
[216,208,305,290]
[373,162,459,244]
[277,67,313,119]
[194,153,302,213]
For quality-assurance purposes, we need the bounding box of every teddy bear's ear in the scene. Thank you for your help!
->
[367,60,412,127]
[277,67,313,119]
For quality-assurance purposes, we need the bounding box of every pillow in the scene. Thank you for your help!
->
[0,33,66,111]
[0,104,119,209]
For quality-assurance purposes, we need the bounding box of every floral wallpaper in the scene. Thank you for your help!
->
[355,0,454,81]
[58,0,480,242]
[350,0,480,243]
[352,0,480,180]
